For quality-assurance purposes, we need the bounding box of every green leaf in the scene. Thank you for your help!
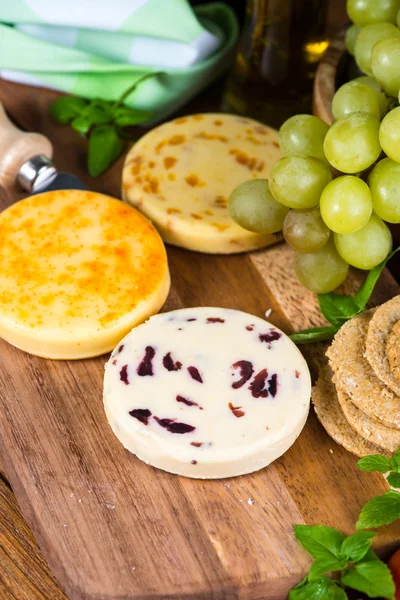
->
[294,524,345,561]
[357,454,392,473]
[353,246,400,310]
[318,293,360,327]
[49,95,88,124]
[391,454,400,472]
[308,558,348,579]
[356,490,400,530]
[388,472,400,488]
[289,326,338,345]
[113,106,152,127]
[289,577,348,600]
[88,125,123,177]
[340,531,376,562]
[341,560,395,599]
[71,115,92,135]
[83,103,114,125]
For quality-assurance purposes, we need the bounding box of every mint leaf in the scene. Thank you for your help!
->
[388,472,400,488]
[353,246,400,310]
[49,95,88,124]
[289,326,338,344]
[391,454,400,472]
[289,577,347,600]
[356,490,400,530]
[308,558,347,579]
[294,525,345,561]
[83,103,113,125]
[71,115,92,135]
[341,560,395,599]
[357,454,392,473]
[318,293,360,327]
[114,106,152,127]
[340,531,376,562]
[88,125,123,177]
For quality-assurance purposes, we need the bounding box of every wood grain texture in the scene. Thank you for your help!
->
[0,79,400,600]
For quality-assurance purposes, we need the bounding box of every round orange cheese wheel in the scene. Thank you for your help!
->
[0,190,170,359]
[122,113,283,254]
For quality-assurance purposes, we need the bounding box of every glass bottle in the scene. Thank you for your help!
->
[223,0,329,129]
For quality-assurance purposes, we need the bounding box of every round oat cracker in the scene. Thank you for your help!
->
[335,382,400,452]
[365,295,400,395]
[387,320,400,384]
[326,310,400,429]
[312,366,386,457]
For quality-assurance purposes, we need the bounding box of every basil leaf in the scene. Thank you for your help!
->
[308,558,348,579]
[49,95,88,124]
[353,246,400,310]
[114,106,152,127]
[356,490,400,530]
[318,293,360,327]
[340,531,376,563]
[294,524,345,561]
[71,116,92,135]
[290,326,338,344]
[289,577,348,600]
[387,472,400,488]
[341,561,395,599]
[357,454,392,473]
[88,125,123,177]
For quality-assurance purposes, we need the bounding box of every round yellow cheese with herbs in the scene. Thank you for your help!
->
[122,113,282,254]
[0,190,170,359]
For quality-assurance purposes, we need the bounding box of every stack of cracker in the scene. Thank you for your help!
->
[312,296,400,457]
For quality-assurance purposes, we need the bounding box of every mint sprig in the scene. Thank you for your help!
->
[290,525,394,600]
[49,73,156,176]
[290,246,399,344]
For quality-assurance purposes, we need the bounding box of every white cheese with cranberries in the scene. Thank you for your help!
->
[103,307,311,479]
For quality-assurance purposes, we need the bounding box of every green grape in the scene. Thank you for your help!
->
[354,75,391,117]
[332,81,380,120]
[278,114,329,162]
[345,24,361,56]
[294,238,349,293]
[379,106,400,162]
[283,207,330,253]
[354,23,399,76]
[320,176,372,234]
[334,213,392,270]
[369,157,400,223]
[347,0,400,26]
[269,156,332,209]
[371,37,400,97]
[228,179,289,233]
[323,113,381,174]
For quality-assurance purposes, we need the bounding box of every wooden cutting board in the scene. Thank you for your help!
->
[0,80,400,600]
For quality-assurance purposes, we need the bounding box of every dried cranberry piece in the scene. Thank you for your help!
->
[191,442,203,447]
[188,366,203,383]
[268,374,278,398]
[246,325,254,331]
[250,369,269,398]
[191,460,197,465]
[228,402,245,418]
[206,317,225,323]
[117,344,124,353]
[112,359,117,366]
[137,346,155,376]
[232,360,254,389]
[176,395,202,409]
[154,417,195,434]
[120,364,129,385]
[129,408,152,425]
[259,330,281,345]
[163,352,182,372]
[295,370,300,379]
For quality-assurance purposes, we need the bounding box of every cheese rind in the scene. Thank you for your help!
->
[122,113,283,254]
[0,190,170,359]
[104,307,311,479]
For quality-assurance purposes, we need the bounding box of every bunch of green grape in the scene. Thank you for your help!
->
[228,0,400,294]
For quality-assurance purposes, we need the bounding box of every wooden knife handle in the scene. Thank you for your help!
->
[0,101,53,191]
